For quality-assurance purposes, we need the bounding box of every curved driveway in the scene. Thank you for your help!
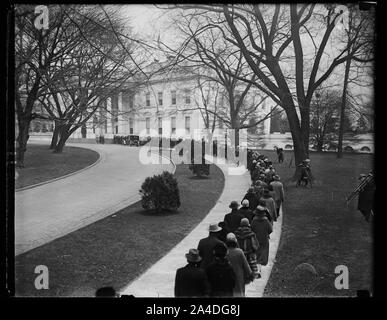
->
[15,142,174,256]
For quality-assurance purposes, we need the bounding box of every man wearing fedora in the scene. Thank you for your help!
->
[174,249,210,297]
[197,223,224,269]
[223,201,245,233]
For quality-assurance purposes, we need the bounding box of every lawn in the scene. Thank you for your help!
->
[14,163,225,297]
[262,150,374,297]
[15,144,100,189]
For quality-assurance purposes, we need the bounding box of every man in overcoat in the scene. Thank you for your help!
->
[175,249,210,297]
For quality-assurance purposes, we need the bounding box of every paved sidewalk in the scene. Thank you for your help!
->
[15,142,174,256]
[120,156,284,297]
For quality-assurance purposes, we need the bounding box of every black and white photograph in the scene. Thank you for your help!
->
[9,3,375,300]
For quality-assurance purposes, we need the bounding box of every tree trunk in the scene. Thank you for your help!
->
[49,121,60,149]
[285,107,308,180]
[16,118,31,168]
[337,56,352,158]
[53,126,71,153]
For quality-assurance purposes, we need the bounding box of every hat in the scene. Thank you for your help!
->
[229,201,239,209]
[213,242,228,258]
[185,248,202,263]
[242,199,249,207]
[240,218,250,227]
[226,233,237,243]
[273,175,280,180]
[258,199,266,207]
[209,222,221,233]
[263,189,270,195]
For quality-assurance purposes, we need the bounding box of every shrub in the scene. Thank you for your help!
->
[139,171,180,212]
[189,163,210,177]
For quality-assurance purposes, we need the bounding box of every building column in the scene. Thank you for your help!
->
[105,97,114,138]
[117,92,126,134]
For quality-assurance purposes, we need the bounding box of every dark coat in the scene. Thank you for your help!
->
[261,196,277,221]
[358,180,375,212]
[224,209,245,233]
[227,247,252,297]
[175,263,210,297]
[251,215,273,265]
[238,207,254,223]
[197,235,224,269]
[254,206,272,223]
[205,259,236,297]
[234,226,259,254]
[242,192,259,211]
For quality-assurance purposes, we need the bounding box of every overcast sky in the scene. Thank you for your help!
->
[110,4,374,104]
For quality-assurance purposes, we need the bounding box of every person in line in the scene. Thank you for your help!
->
[225,233,254,297]
[223,201,245,233]
[251,208,273,277]
[197,223,224,269]
[255,199,273,223]
[270,175,285,218]
[217,221,230,243]
[205,242,236,297]
[234,218,260,278]
[261,189,277,222]
[242,188,259,212]
[239,199,254,223]
[174,249,210,297]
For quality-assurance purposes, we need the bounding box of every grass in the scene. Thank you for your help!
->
[15,144,100,189]
[262,150,373,297]
[14,163,225,297]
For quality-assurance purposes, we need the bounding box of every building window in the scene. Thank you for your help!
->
[146,93,150,107]
[158,117,162,135]
[146,117,150,135]
[115,125,119,134]
[184,89,191,104]
[129,118,134,134]
[171,117,176,135]
[185,116,191,135]
[171,90,176,105]
[158,92,163,106]
[129,94,134,109]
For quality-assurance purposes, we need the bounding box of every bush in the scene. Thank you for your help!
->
[189,163,210,177]
[139,171,180,212]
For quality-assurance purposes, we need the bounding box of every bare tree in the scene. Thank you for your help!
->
[336,4,375,158]
[310,89,341,152]
[15,5,87,167]
[38,6,139,153]
[166,4,373,177]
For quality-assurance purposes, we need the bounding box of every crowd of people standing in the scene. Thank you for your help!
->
[174,149,285,297]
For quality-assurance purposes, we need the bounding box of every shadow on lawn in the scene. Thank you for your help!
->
[138,208,181,216]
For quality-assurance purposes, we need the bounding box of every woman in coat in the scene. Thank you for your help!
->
[254,200,273,224]
[251,209,273,277]
[261,189,277,222]
[205,242,236,297]
[234,218,260,278]
[225,233,254,297]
